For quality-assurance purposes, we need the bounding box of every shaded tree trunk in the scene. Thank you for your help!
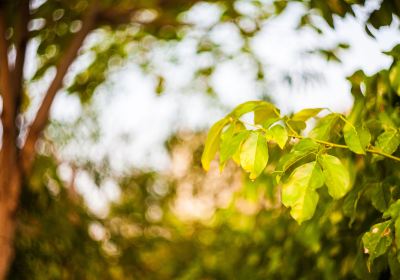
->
[0,170,21,280]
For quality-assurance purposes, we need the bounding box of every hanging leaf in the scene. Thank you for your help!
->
[343,126,371,154]
[281,161,324,224]
[254,103,280,127]
[362,221,393,270]
[375,130,400,155]
[240,131,269,179]
[318,154,351,199]
[220,129,250,170]
[266,125,288,149]
[230,100,277,118]
[384,200,400,253]
[291,108,324,122]
[201,118,229,170]
[309,113,340,141]
[287,119,307,132]
[277,139,319,174]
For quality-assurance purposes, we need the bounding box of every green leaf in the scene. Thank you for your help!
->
[342,184,363,227]
[291,108,324,122]
[277,139,319,174]
[375,130,400,155]
[343,126,371,154]
[281,161,324,224]
[318,154,351,199]
[220,129,250,170]
[266,125,288,149]
[309,113,340,141]
[286,120,306,132]
[240,132,269,179]
[383,200,400,259]
[254,103,280,127]
[384,200,400,220]
[201,118,229,170]
[230,101,278,118]
[367,183,389,213]
[362,221,392,269]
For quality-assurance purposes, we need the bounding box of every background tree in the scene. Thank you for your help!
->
[0,0,246,277]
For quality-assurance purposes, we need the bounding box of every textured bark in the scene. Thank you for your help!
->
[0,171,21,280]
[0,8,22,279]
[0,2,98,278]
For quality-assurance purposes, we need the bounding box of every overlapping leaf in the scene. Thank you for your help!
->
[281,161,324,224]
[240,132,269,179]
[318,154,351,199]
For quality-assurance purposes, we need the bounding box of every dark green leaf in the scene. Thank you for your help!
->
[362,221,393,269]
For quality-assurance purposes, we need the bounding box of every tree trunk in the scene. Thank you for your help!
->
[0,167,22,280]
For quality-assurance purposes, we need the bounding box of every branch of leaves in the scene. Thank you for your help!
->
[362,199,400,272]
[201,101,400,223]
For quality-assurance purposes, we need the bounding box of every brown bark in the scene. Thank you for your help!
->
[0,8,22,280]
[0,0,138,278]
[0,2,97,278]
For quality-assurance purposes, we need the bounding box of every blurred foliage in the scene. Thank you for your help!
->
[4,0,400,279]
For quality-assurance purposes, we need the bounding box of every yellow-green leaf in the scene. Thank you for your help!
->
[277,138,319,174]
[220,129,250,170]
[266,125,288,149]
[201,118,229,170]
[291,108,324,122]
[281,161,324,224]
[254,103,280,127]
[230,101,277,118]
[343,126,371,154]
[240,132,269,179]
[309,113,340,141]
[375,130,400,155]
[319,154,351,199]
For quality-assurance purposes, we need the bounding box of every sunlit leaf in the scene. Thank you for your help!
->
[291,108,323,122]
[266,125,288,149]
[309,113,340,141]
[277,138,319,175]
[230,101,278,118]
[343,126,371,154]
[254,103,280,127]
[240,131,269,179]
[281,161,324,224]
[318,154,351,199]
[375,130,400,155]
[220,129,250,170]
[201,118,229,170]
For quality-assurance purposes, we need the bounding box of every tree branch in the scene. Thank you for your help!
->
[0,9,21,203]
[0,10,15,131]
[12,0,29,116]
[21,2,98,174]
